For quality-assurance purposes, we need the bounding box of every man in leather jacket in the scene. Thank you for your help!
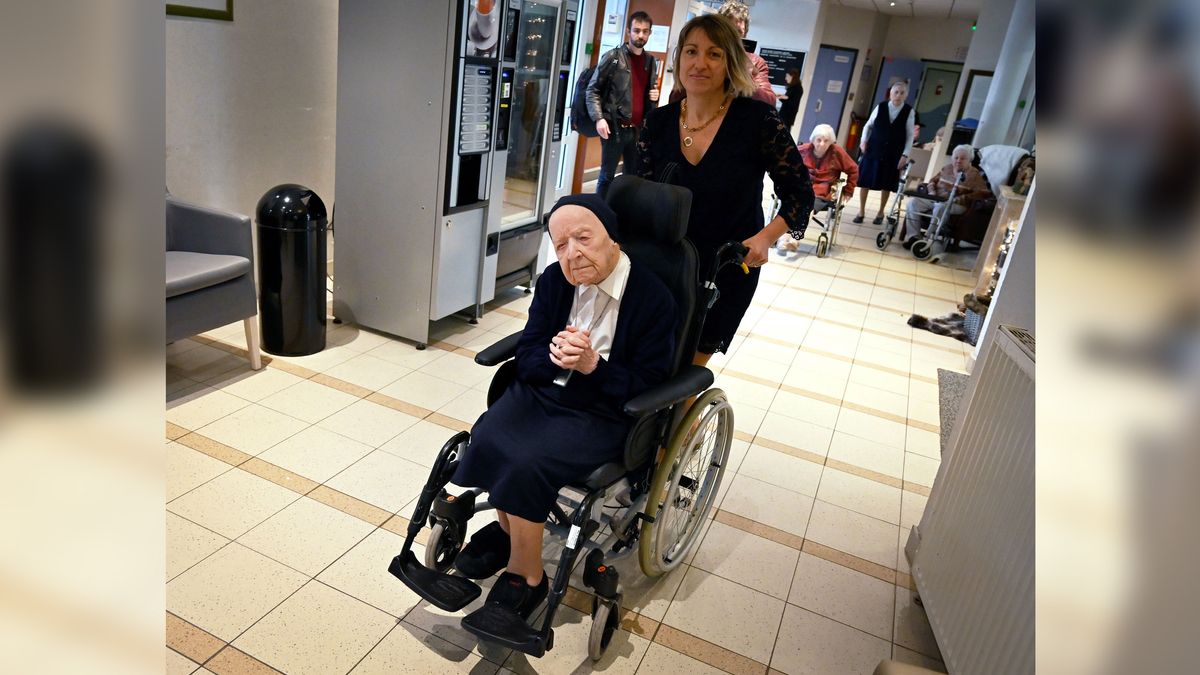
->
[586,11,659,198]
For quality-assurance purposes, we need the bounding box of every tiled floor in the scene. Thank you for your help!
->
[166,202,971,674]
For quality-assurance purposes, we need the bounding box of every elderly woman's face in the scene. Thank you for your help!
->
[951,151,971,172]
[680,28,729,98]
[812,135,833,157]
[889,84,908,106]
[549,205,619,287]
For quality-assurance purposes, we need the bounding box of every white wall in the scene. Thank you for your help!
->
[166,0,338,220]
[805,3,887,142]
[745,0,820,66]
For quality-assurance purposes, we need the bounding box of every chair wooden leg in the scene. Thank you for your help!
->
[244,317,263,370]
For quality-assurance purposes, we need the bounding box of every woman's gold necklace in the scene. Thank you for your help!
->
[680,96,730,148]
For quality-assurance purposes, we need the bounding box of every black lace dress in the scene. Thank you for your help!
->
[638,96,813,353]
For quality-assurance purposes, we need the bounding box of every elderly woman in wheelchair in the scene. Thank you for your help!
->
[777,123,858,257]
[390,177,743,660]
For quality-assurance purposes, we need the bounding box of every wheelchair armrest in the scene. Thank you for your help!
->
[475,330,523,366]
[623,365,714,417]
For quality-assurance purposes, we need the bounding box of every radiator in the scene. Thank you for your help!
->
[909,325,1035,675]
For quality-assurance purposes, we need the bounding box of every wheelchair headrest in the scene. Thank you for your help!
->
[605,175,692,245]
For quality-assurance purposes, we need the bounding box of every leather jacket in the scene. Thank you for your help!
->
[585,44,658,127]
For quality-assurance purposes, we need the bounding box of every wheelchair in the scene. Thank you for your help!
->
[770,177,844,258]
[388,175,745,660]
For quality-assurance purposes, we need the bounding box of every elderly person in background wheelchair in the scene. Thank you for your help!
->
[449,193,677,619]
[777,123,858,253]
[901,143,992,248]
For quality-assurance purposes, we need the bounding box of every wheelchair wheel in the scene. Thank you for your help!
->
[639,389,733,577]
[816,233,830,258]
[875,232,890,250]
[911,239,933,260]
[423,521,463,573]
[588,594,622,661]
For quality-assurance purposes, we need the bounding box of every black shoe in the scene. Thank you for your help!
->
[454,522,511,579]
[872,215,883,225]
[486,571,549,620]
[851,215,864,224]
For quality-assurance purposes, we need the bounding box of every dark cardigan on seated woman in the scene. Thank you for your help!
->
[452,261,677,523]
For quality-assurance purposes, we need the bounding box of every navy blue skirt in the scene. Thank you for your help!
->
[451,379,630,523]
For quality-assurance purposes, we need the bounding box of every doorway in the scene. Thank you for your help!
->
[799,44,857,142]
[914,61,963,145]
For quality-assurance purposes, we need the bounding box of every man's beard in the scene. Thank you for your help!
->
[630,37,647,48]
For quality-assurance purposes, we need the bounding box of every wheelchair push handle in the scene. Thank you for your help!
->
[712,241,751,281]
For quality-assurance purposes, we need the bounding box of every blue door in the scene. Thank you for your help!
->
[799,45,857,142]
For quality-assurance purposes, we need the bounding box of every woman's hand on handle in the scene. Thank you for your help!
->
[741,232,773,268]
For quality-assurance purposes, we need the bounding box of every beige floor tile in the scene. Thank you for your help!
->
[368,340,451,370]
[827,432,905,480]
[719,474,814,540]
[166,648,200,675]
[326,449,429,512]
[724,352,787,383]
[770,603,891,675]
[907,398,940,427]
[714,372,779,410]
[816,467,902,524]
[905,426,942,459]
[892,644,947,672]
[326,324,395,353]
[256,425,373,484]
[804,500,898,568]
[418,351,493,388]
[205,367,307,402]
[168,467,299,539]
[854,349,911,374]
[752,314,813,345]
[167,442,232,502]
[167,542,307,642]
[167,512,229,581]
[237,496,374,576]
[843,382,909,419]
[894,585,943,660]
[167,386,249,431]
[733,403,766,437]
[351,622,499,674]
[636,641,726,674]
[436,387,488,426]
[835,407,907,450]
[662,567,785,664]
[907,378,940,404]
[168,343,247,382]
[503,603,651,674]
[195,404,308,456]
[317,528,425,618]
[738,444,823,496]
[904,452,940,487]
[690,520,799,600]
[756,412,834,457]
[848,364,908,396]
[768,389,841,429]
[899,490,928,530]
[788,553,894,640]
[323,352,413,392]
[568,551,689,624]
[259,378,360,424]
[381,419,465,467]
[318,398,421,448]
[378,370,469,411]
[269,344,361,373]
[737,337,799,365]
[789,351,853,379]
[233,580,395,675]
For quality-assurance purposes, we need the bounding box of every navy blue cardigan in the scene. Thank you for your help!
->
[514,260,677,418]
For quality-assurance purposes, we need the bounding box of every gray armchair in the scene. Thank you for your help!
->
[166,195,262,369]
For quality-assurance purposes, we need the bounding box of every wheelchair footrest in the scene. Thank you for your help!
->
[389,550,481,612]
[461,603,551,657]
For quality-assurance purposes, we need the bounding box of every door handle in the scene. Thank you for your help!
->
[814,99,823,113]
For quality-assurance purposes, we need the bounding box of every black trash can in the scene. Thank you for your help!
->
[256,184,328,356]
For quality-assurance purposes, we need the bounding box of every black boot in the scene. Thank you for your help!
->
[487,571,549,620]
[454,522,510,579]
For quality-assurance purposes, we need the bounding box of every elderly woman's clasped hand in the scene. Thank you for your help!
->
[549,326,599,374]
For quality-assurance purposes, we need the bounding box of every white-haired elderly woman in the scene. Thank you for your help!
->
[900,143,992,248]
[777,124,858,253]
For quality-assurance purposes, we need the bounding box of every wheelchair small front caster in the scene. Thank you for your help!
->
[911,239,933,260]
[815,233,830,258]
[875,232,890,250]
[424,520,465,573]
[588,594,622,661]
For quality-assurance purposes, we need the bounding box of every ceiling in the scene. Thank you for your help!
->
[832,0,982,20]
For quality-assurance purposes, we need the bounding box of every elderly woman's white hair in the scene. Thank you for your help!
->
[809,124,837,142]
[952,144,975,158]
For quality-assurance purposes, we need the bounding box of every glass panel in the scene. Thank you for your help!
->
[502,1,559,227]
